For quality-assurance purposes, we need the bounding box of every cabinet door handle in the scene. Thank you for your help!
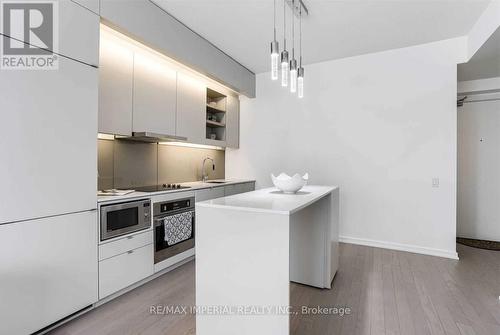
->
[127,250,134,254]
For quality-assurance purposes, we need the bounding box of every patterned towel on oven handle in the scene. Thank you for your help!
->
[163,211,194,246]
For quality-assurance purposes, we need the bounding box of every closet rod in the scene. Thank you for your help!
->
[463,97,500,103]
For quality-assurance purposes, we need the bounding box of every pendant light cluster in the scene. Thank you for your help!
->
[271,0,306,98]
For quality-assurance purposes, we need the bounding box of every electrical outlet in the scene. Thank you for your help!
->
[432,178,440,188]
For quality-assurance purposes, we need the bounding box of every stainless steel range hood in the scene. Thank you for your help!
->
[116,132,188,143]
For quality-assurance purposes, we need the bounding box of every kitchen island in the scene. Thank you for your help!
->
[195,185,339,335]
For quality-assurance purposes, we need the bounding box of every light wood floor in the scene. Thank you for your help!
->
[50,243,500,335]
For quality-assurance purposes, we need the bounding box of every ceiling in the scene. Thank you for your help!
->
[458,26,500,81]
[153,0,491,74]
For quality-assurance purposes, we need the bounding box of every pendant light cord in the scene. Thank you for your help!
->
[292,0,295,58]
[283,0,286,49]
[273,0,276,41]
[299,4,302,65]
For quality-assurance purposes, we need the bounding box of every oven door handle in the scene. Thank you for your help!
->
[153,211,195,227]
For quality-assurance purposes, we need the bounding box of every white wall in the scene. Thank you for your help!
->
[226,38,463,259]
[458,92,500,242]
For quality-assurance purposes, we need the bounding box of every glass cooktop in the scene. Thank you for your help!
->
[134,184,191,193]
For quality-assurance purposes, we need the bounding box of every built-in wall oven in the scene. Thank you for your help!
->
[154,195,195,264]
[100,198,151,241]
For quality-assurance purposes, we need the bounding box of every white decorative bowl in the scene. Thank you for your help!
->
[271,173,309,194]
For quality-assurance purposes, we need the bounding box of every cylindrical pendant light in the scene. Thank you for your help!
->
[298,67,304,98]
[297,4,304,98]
[290,1,297,93]
[270,0,279,80]
[280,0,289,87]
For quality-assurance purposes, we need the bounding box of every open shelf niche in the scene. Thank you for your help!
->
[206,88,227,141]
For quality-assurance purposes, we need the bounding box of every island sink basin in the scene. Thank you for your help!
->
[206,180,226,184]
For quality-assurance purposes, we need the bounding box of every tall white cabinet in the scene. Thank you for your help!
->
[0,8,99,334]
[0,57,97,224]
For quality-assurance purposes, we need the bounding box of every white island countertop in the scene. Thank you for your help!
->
[197,185,338,215]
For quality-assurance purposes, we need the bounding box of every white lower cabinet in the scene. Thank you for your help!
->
[224,182,255,196]
[196,183,255,202]
[0,211,98,335]
[99,243,154,299]
[99,230,153,261]
[195,186,225,202]
[238,182,256,194]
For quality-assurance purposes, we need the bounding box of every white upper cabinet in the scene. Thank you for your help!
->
[0,49,97,224]
[177,73,206,143]
[98,30,134,136]
[133,52,177,136]
[226,95,240,148]
[97,26,240,146]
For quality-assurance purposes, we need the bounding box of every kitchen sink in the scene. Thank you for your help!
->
[206,181,227,184]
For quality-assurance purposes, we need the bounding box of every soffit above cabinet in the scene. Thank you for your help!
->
[100,0,255,98]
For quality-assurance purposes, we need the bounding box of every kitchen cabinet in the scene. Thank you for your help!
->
[98,29,134,136]
[99,243,154,299]
[177,73,206,143]
[204,88,227,145]
[0,211,98,335]
[73,0,100,14]
[226,95,240,148]
[0,0,99,66]
[240,182,256,193]
[97,26,241,147]
[99,230,153,261]
[225,182,255,196]
[195,186,225,202]
[196,183,255,202]
[59,0,99,65]
[133,52,177,136]
[0,50,97,224]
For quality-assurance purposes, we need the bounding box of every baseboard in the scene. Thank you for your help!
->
[339,236,459,260]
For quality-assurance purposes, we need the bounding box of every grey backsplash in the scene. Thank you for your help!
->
[98,139,225,190]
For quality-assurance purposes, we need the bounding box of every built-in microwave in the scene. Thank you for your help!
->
[100,198,151,241]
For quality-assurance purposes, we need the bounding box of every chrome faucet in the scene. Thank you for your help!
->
[202,157,215,182]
